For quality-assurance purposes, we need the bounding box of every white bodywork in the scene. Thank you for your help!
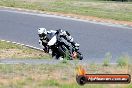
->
[48,35,57,46]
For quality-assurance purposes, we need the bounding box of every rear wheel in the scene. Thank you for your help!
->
[58,45,72,60]
[58,46,66,56]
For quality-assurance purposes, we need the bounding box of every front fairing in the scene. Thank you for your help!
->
[48,35,57,46]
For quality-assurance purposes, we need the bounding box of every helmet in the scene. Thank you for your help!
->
[38,28,47,35]
[38,28,47,38]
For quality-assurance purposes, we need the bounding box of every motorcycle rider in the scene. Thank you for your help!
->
[38,28,79,58]
[38,28,56,53]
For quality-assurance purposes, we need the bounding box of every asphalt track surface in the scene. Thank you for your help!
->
[0,8,132,63]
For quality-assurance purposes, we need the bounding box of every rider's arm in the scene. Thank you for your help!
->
[39,39,49,53]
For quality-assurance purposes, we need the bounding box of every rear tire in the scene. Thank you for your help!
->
[58,45,72,60]
[58,46,66,56]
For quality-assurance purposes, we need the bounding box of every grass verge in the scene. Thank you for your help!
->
[0,40,51,59]
[0,0,132,22]
[0,62,131,88]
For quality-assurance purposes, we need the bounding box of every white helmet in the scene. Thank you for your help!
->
[38,28,47,35]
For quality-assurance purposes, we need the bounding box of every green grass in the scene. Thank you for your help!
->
[103,52,112,66]
[0,40,22,49]
[0,63,131,88]
[0,0,132,21]
[0,40,51,59]
[117,54,129,67]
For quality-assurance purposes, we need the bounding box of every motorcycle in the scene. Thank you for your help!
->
[47,32,83,60]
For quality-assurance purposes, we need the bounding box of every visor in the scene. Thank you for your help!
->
[38,33,46,38]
